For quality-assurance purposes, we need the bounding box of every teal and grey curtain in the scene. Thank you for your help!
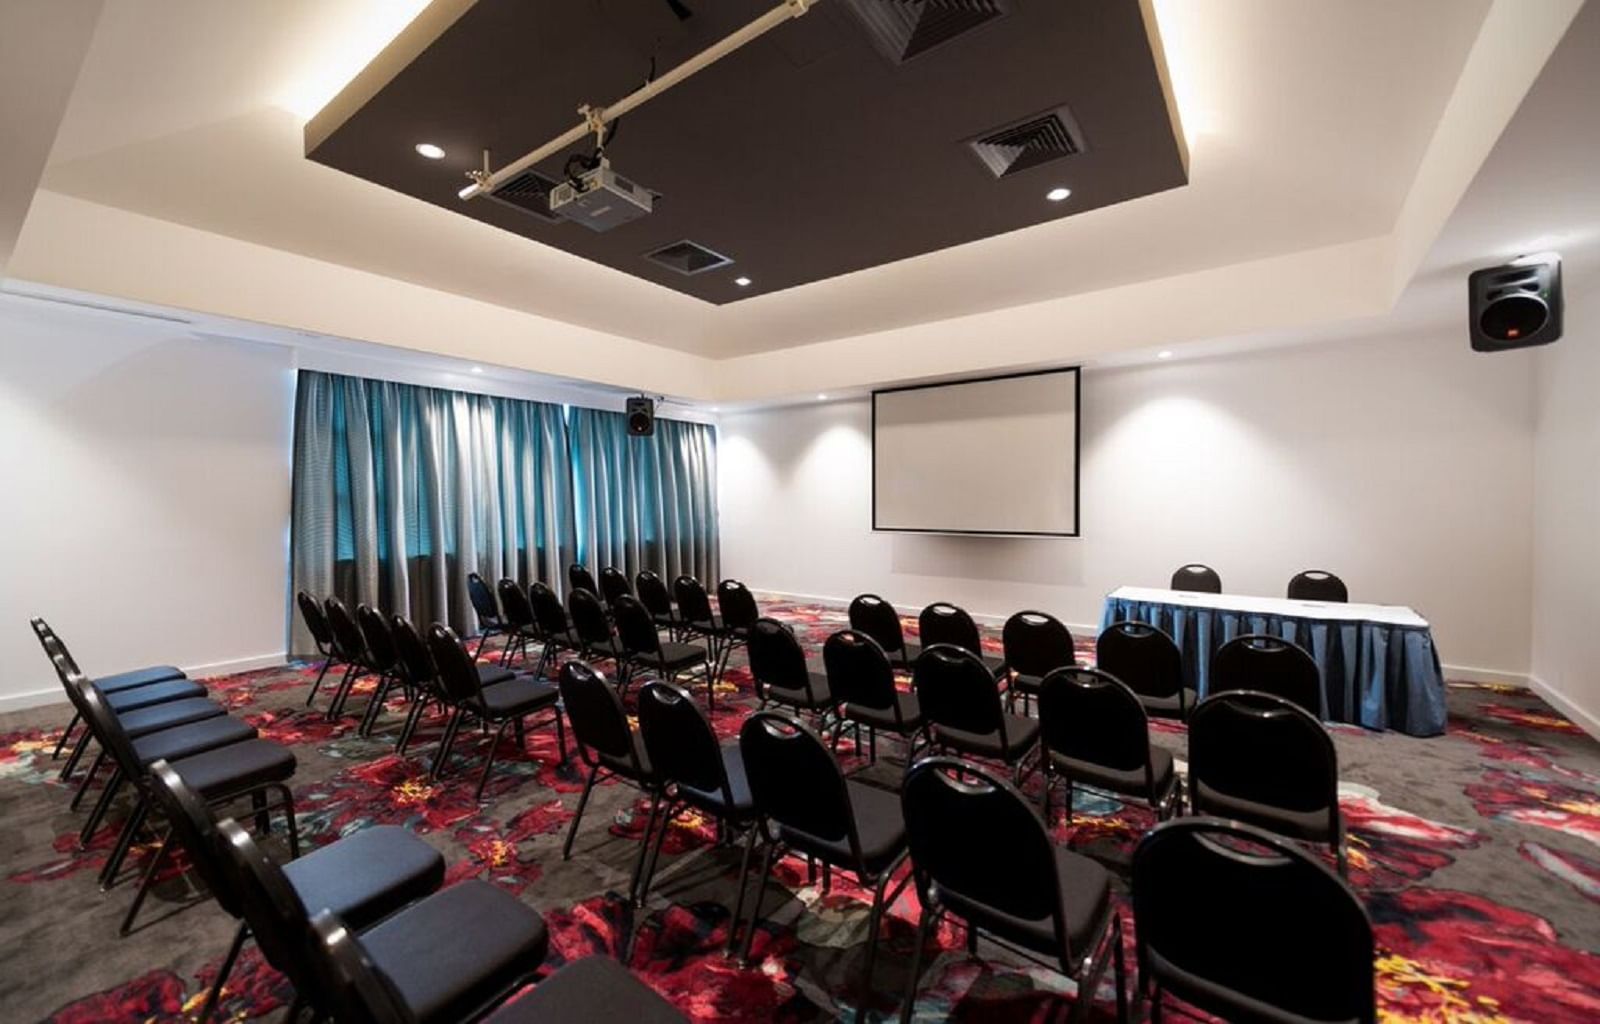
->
[290,370,718,654]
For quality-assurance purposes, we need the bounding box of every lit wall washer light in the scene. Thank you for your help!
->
[817,393,828,401]
[415,142,446,159]
[734,276,753,287]
[1157,350,1173,360]
[1046,187,1072,202]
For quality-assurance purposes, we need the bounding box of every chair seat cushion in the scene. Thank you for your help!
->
[283,825,445,929]
[105,678,208,712]
[653,642,708,671]
[933,714,1040,762]
[676,744,755,817]
[168,739,297,798]
[1137,688,1199,720]
[935,846,1112,964]
[596,729,653,782]
[483,956,685,1024]
[778,779,906,876]
[478,665,517,688]
[1191,779,1337,842]
[763,672,833,711]
[845,692,923,733]
[133,716,258,765]
[116,698,227,739]
[472,678,560,718]
[363,879,550,1024]
[686,614,725,635]
[585,638,627,659]
[1049,747,1176,802]
[94,665,188,693]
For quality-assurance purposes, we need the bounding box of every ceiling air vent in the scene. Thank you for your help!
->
[644,239,734,276]
[967,106,1084,179]
[843,0,1010,64]
[484,169,563,221]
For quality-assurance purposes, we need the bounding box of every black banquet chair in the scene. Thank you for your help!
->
[294,593,348,711]
[32,619,189,761]
[913,644,1039,783]
[1132,817,1374,1023]
[600,565,634,608]
[1188,690,1347,875]
[898,757,1126,1024]
[568,586,628,673]
[848,593,919,670]
[467,572,509,658]
[529,581,582,677]
[715,578,761,678]
[918,602,1006,677]
[673,575,729,676]
[823,629,924,766]
[636,569,680,637]
[425,625,566,800]
[1288,569,1349,603]
[1000,610,1076,715]
[1037,667,1181,829]
[353,604,404,737]
[613,594,714,707]
[1169,564,1222,594]
[746,617,834,719]
[569,562,600,597]
[321,597,373,721]
[738,711,912,1023]
[1212,633,1323,717]
[496,578,543,669]
[478,955,688,1024]
[1096,621,1196,721]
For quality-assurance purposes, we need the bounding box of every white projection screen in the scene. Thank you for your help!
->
[872,368,1080,536]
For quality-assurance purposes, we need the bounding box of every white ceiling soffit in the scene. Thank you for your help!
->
[5,0,1583,403]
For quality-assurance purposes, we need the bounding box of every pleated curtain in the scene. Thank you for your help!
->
[568,407,720,591]
[289,371,577,655]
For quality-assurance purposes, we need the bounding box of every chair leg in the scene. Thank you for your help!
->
[359,675,394,737]
[59,728,92,781]
[70,749,106,810]
[562,766,600,860]
[705,656,716,713]
[397,697,429,755]
[1112,914,1129,1024]
[725,824,760,957]
[324,664,357,721]
[629,792,664,905]
[251,788,271,837]
[100,797,149,890]
[119,828,171,936]
[474,719,514,801]
[740,840,780,964]
[637,800,678,908]
[198,920,249,1023]
[53,711,82,759]
[854,867,896,1024]
[429,709,465,781]
[899,907,937,1024]
[278,784,301,859]
[80,769,125,846]
[554,706,568,764]
[306,657,334,707]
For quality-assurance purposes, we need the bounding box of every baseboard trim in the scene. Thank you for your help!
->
[1527,675,1600,743]
[0,653,288,715]
[1441,665,1531,687]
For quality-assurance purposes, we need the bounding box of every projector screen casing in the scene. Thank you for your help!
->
[872,368,1081,537]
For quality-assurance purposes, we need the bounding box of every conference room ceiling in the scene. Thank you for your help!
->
[303,0,1188,305]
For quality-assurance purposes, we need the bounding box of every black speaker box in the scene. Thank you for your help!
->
[1469,258,1563,351]
[626,396,655,436]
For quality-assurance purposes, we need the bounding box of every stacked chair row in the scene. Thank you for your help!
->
[297,594,566,800]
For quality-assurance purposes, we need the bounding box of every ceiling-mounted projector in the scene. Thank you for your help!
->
[548,158,654,232]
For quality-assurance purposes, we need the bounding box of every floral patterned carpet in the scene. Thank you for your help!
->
[3,596,1599,1022]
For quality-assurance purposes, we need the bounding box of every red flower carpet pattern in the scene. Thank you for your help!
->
[2,598,1598,1022]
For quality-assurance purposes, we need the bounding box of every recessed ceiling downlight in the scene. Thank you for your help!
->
[735,276,752,287]
[415,142,445,159]
[1047,187,1072,202]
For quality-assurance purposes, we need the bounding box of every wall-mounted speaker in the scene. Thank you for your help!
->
[626,396,656,436]
[1469,257,1563,352]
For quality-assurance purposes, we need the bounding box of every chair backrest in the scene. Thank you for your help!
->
[146,759,242,918]
[637,681,729,801]
[568,587,614,646]
[496,578,536,630]
[1096,621,1185,703]
[739,711,859,858]
[34,619,83,675]
[673,575,715,624]
[324,598,367,663]
[212,818,328,998]
[1038,667,1152,779]
[716,579,760,630]
[901,758,1070,957]
[599,566,633,606]
[1288,570,1348,603]
[635,570,674,619]
[611,595,663,657]
[847,594,907,655]
[388,616,440,698]
[558,660,642,771]
[746,618,813,700]
[529,581,570,636]
[918,602,984,658]
[297,592,335,649]
[424,624,487,706]
[913,644,1006,739]
[303,908,414,1024]
[1213,634,1322,716]
[1132,818,1375,1023]
[1001,611,1075,679]
[64,668,144,781]
[822,630,898,713]
[355,604,398,673]
[1188,691,1339,820]
[466,572,502,624]
[569,563,599,596]
[1170,564,1222,594]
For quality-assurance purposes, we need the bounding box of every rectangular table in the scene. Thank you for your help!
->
[1100,586,1447,736]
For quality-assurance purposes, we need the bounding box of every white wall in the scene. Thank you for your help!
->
[720,325,1537,677]
[0,295,294,708]
[1530,277,1600,736]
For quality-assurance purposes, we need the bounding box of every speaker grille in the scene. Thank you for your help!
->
[968,108,1084,178]
[644,239,734,276]
[486,169,563,221]
[844,0,1010,63]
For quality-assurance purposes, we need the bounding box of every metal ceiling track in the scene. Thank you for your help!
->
[458,0,819,201]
